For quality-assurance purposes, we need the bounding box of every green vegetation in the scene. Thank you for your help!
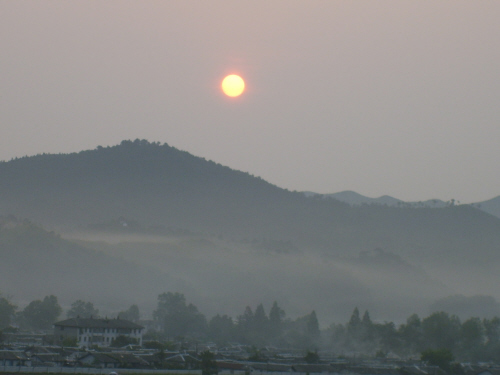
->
[0,294,16,329]
[1,139,499,266]
[66,300,99,318]
[200,350,218,375]
[21,295,62,331]
[1,139,500,361]
[4,288,500,364]
[421,348,454,372]
[118,304,140,322]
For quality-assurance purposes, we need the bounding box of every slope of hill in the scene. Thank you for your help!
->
[475,196,500,219]
[320,190,403,206]
[310,190,500,220]
[0,217,181,311]
[0,215,449,323]
[1,140,500,321]
[313,190,448,208]
[0,139,498,262]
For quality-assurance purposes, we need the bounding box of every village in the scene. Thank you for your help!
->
[0,316,498,375]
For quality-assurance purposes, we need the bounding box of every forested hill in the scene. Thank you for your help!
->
[1,139,500,264]
[0,217,173,307]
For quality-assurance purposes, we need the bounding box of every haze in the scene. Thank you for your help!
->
[1,1,499,203]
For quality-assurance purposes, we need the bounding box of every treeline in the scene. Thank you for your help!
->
[3,292,500,363]
[0,295,138,335]
[328,308,500,362]
[151,295,500,363]
[150,292,320,350]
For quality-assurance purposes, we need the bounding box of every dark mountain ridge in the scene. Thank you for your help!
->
[2,140,500,321]
[1,139,500,264]
[313,190,500,218]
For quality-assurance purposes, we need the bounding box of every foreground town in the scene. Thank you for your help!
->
[0,316,498,375]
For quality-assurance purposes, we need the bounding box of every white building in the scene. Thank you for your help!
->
[53,317,144,348]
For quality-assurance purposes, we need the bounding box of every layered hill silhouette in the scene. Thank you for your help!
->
[307,190,500,218]
[1,139,500,321]
[0,217,175,310]
[1,139,500,263]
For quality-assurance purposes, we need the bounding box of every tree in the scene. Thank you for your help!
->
[200,350,218,375]
[253,303,269,332]
[208,314,234,345]
[483,317,500,361]
[421,348,454,372]
[304,350,320,363]
[348,307,361,334]
[153,292,206,338]
[111,335,138,347]
[374,322,398,353]
[422,312,461,350]
[236,306,254,341]
[307,310,320,338]
[0,295,16,329]
[66,300,99,318]
[484,317,500,344]
[269,301,285,337]
[362,310,372,325]
[459,317,484,360]
[22,295,62,331]
[62,336,78,347]
[118,304,140,322]
[238,306,254,329]
[361,310,374,342]
[399,314,423,354]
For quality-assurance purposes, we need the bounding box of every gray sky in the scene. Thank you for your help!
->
[1,1,499,203]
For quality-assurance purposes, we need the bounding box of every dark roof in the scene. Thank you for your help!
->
[106,353,149,366]
[217,361,246,370]
[79,352,120,364]
[54,318,143,330]
[292,364,336,373]
[164,354,200,363]
[250,363,292,372]
[32,353,66,363]
[0,351,27,361]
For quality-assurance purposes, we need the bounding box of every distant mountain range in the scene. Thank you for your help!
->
[1,139,500,322]
[304,190,500,219]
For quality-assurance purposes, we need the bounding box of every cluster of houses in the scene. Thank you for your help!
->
[1,317,499,375]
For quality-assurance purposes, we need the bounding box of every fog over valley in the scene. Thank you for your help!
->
[1,140,500,326]
[3,2,500,367]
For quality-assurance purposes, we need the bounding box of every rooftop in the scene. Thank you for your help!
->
[54,318,143,330]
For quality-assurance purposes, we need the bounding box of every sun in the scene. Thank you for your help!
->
[221,74,245,97]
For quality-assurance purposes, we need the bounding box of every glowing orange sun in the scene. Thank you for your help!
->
[221,74,245,97]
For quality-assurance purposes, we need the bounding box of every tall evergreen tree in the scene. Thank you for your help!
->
[307,310,320,338]
[348,307,361,336]
[237,306,254,330]
[269,301,285,337]
[254,303,269,333]
[362,310,372,325]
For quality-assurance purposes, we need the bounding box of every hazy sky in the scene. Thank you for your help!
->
[1,1,499,202]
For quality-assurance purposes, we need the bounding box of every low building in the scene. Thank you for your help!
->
[31,353,67,367]
[53,317,144,348]
[0,351,29,367]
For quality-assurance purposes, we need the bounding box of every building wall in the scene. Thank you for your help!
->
[55,324,143,348]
